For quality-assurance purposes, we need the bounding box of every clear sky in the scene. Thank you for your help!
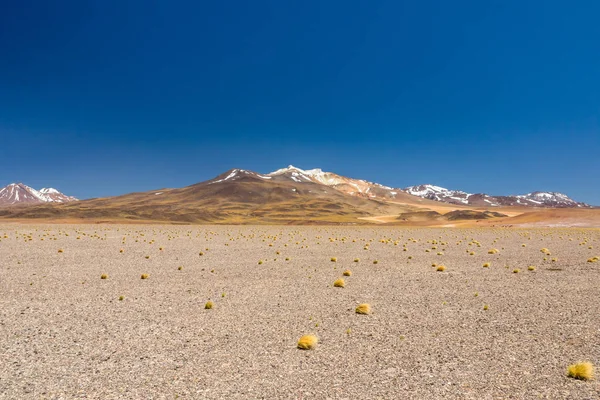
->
[1,1,599,204]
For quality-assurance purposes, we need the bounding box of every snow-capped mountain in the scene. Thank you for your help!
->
[39,187,79,203]
[0,183,78,206]
[262,167,590,208]
[512,192,585,208]
[267,165,404,200]
[208,168,274,184]
[404,184,472,204]
[403,184,589,208]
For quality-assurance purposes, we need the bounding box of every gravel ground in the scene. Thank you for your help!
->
[0,225,599,399]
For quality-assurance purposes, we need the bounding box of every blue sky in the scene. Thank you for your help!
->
[1,1,599,204]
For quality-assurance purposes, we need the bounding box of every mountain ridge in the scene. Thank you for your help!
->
[0,166,592,216]
[403,183,589,208]
[0,183,78,206]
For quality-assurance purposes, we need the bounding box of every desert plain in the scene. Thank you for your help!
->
[0,224,598,399]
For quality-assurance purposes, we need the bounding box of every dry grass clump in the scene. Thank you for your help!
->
[587,256,599,263]
[528,266,536,271]
[488,248,499,254]
[483,304,489,311]
[354,258,360,262]
[513,269,520,274]
[140,274,149,279]
[567,362,594,380]
[58,249,64,253]
[355,303,371,314]
[333,278,345,288]
[100,274,108,280]
[483,262,491,268]
[436,265,446,272]
[331,257,337,262]
[118,296,124,301]
[297,334,318,350]
[205,301,213,309]
[373,260,378,264]
[343,270,352,276]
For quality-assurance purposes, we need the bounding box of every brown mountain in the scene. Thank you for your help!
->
[0,169,420,224]
[0,166,593,225]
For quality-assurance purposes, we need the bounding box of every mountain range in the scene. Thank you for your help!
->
[403,184,588,208]
[0,183,78,206]
[0,166,593,225]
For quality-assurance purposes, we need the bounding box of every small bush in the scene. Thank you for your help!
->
[331,257,337,262]
[528,266,536,271]
[333,278,345,288]
[343,270,352,276]
[355,303,371,314]
[567,362,594,380]
[100,274,108,280]
[205,301,213,309]
[436,265,446,272]
[513,269,520,274]
[483,262,491,268]
[297,335,318,350]
[141,274,149,279]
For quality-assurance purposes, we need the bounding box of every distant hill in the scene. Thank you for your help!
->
[0,166,593,225]
[0,183,78,206]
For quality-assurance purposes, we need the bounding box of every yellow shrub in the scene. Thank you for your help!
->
[355,303,371,315]
[567,362,594,380]
[297,335,318,350]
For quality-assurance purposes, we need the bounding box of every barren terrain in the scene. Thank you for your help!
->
[1,225,599,399]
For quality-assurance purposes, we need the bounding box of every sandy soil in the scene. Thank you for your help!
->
[0,225,599,399]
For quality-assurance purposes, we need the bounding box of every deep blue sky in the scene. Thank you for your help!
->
[1,1,599,204]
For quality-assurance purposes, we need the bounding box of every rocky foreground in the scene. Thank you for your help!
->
[0,225,598,399]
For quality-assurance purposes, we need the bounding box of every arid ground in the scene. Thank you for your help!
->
[1,225,598,399]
